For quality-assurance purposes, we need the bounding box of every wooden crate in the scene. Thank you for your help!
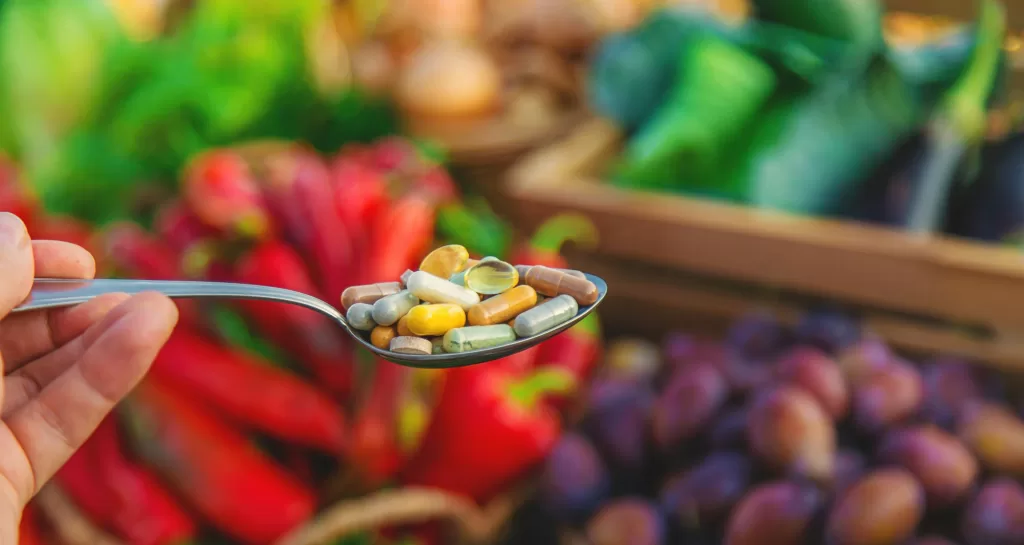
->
[505,117,1024,372]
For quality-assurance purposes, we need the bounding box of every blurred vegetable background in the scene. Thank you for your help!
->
[4,0,1024,544]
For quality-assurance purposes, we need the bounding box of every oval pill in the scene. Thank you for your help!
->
[467,285,538,326]
[371,326,397,349]
[464,260,520,295]
[390,336,433,355]
[525,266,599,305]
[400,269,415,286]
[407,271,480,310]
[431,337,445,354]
[406,304,467,336]
[443,325,517,353]
[341,282,402,310]
[346,303,377,331]
[419,244,470,278]
[513,294,579,337]
[372,290,420,326]
[397,314,414,336]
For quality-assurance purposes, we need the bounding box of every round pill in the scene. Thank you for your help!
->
[464,259,519,295]
[431,337,445,354]
[390,336,433,355]
[443,325,517,353]
[419,244,470,279]
[468,285,538,326]
[525,266,599,305]
[407,271,480,310]
[397,314,414,337]
[346,303,377,331]
[513,294,579,337]
[371,326,397,349]
[406,304,467,336]
[372,290,420,326]
[341,282,402,310]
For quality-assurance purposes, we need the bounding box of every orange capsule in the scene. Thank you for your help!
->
[525,265,599,305]
[371,326,397,349]
[468,285,538,326]
[397,315,414,337]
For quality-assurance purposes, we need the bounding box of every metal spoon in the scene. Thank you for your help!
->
[13,276,608,369]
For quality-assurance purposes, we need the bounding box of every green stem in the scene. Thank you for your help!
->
[506,367,577,410]
[941,0,1007,140]
[528,214,598,255]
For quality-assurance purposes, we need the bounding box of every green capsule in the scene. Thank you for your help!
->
[443,325,516,353]
[464,260,519,295]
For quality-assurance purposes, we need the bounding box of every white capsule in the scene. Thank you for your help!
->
[513,294,578,337]
[372,290,420,326]
[346,303,377,331]
[407,270,480,310]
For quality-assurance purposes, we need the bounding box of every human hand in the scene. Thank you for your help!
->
[0,213,179,543]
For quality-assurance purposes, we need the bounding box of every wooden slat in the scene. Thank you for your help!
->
[505,117,1024,348]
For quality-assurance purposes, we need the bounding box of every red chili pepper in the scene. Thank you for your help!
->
[183,149,273,239]
[151,327,347,454]
[124,378,316,545]
[331,155,389,261]
[99,223,203,327]
[401,364,575,502]
[510,214,598,269]
[19,503,48,545]
[254,146,356,301]
[234,240,355,397]
[0,156,38,230]
[366,193,435,285]
[62,418,196,545]
[349,360,409,489]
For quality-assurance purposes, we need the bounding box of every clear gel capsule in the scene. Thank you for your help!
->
[464,259,519,295]
[419,244,470,278]
[407,271,480,310]
[513,294,578,337]
[443,324,517,353]
[372,290,420,326]
[346,303,377,331]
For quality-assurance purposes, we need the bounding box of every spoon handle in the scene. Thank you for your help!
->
[15,279,348,326]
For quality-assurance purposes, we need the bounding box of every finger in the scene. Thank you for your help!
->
[0,212,34,318]
[0,294,132,400]
[3,292,177,500]
[31,240,95,279]
[0,294,129,373]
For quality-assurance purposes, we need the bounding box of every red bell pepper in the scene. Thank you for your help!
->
[402,364,575,502]
[54,419,195,545]
[124,378,316,545]
[365,193,435,285]
[509,213,598,269]
[348,360,409,489]
[253,145,356,301]
[151,327,347,454]
[183,149,273,239]
[19,504,48,545]
[154,201,217,254]
[233,240,355,397]
[534,312,603,408]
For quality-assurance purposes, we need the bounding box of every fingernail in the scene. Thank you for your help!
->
[0,212,29,249]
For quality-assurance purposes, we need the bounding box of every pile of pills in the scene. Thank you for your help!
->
[340,245,599,356]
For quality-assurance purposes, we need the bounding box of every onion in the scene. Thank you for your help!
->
[396,40,502,120]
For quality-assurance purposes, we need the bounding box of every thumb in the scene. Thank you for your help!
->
[0,212,34,319]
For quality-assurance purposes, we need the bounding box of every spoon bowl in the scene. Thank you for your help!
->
[15,275,608,368]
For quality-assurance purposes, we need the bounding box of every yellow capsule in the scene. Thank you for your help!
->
[397,314,414,337]
[468,285,538,326]
[406,304,467,336]
[371,326,397,349]
[464,259,519,295]
[419,244,470,279]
